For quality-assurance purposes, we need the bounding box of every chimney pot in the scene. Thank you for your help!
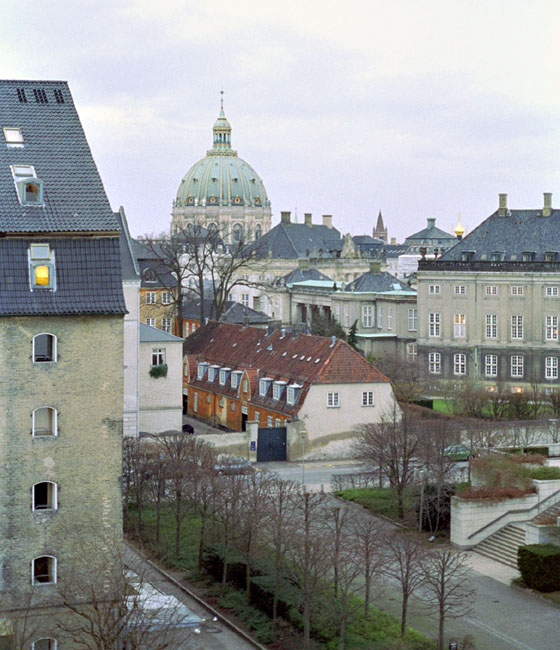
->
[427,217,436,228]
[391,237,396,244]
[281,211,291,224]
[544,192,553,217]
[498,193,508,216]
[322,214,333,229]
[304,213,312,227]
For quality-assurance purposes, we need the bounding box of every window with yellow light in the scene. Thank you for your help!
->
[35,265,50,285]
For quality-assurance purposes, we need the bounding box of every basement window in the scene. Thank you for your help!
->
[32,556,56,584]
[33,482,58,511]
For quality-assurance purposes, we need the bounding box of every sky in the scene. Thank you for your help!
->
[2,1,559,242]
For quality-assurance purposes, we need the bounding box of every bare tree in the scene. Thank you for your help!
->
[355,405,420,519]
[349,515,387,617]
[418,550,475,650]
[371,353,425,403]
[382,533,426,637]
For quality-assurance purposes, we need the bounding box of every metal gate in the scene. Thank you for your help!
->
[257,427,287,462]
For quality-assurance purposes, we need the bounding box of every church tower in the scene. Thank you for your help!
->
[372,210,388,242]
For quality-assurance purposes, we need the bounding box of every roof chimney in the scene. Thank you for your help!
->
[498,193,508,217]
[304,213,312,227]
[322,214,333,229]
[427,217,436,229]
[391,237,396,244]
[281,211,291,224]
[543,192,553,217]
[330,335,336,347]
[369,261,381,274]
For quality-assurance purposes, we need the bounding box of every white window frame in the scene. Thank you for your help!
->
[33,332,57,363]
[193,392,198,412]
[546,356,558,380]
[219,369,227,386]
[32,481,58,511]
[231,372,240,389]
[327,392,340,408]
[546,286,559,297]
[387,307,393,331]
[275,418,281,427]
[197,363,207,380]
[485,314,497,339]
[272,383,283,400]
[259,379,269,397]
[429,312,440,337]
[267,416,273,427]
[453,285,466,295]
[546,315,559,341]
[485,354,498,378]
[255,411,260,422]
[511,285,524,296]
[32,639,58,650]
[161,291,172,305]
[429,284,441,295]
[3,127,23,144]
[511,355,524,378]
[161,318,171,333]
[406,343,417,361]
[485,285,498,296]
[429,352,441,374]
[145,291,157,305]
[286,386,296,405]
[511,315,523,340]
[32,407,57,437]
[453,353,466,376]
[32,555,57,585]
[146,318,156,327]
[362,305,373,328]
[151,348,165,366]
[408,308,417,331]
[241,293,249,307]
[361,391,374,406]
[453,313,466,338]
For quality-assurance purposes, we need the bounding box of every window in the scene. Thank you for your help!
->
[161,318,171,333]
[406,343,417,361]
[4,127,23,144]
[12,164,34,178]
[453,353,466,376]
[143,268,157,283]
[327,392,340,407]
[511,315,523,339]
[255,411,260,422]
[208,366,219,382]
[429,285,440,295]
[485,285,498,296]
[33,333,56,362]
[29,243,55,290]
[267,416,273,427]
[429,312,440,337]
[485,354,498,378]
[546,315,559,341]
[32,639,57,650]
[243,379,248,393]
[145,291,156,304]
[511,355,524,378]
[546,357,559,379]
[522,252,535,262]
[362,391,374,406]
[454,314,466,338]
[18,177,43,206]
[32,407,57,437]
[259,379,271,396]
[161,291,172,305]
[231,402,236,411]
[362,305,373,328]
[146,318,156,327]
[453,285,466,295]
[219,369,228,385]
[231,372,240,389]
[511,285,524,296]
[32,556,56,584]
[241,294,249,307]
[275,418,282,427]
[546,287,559,297]
[151,348,165,366]
[33,482,57,511]
[387,307,393,330]
[193,393,198,412]
[429,352,441,374]
[273,382,285,400]
[287,386,297,405]
[485,314,497,339]
[344,304,350,327]
[408,308,418,331]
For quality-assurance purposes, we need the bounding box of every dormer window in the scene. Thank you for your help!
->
[522,251,535,262]
[29,244,55,291]
[143,268,157,283]
[544,252,557,263]
[461,251,474,262]
[490,251,504,261]
[286,384,302,406]
[3,127,23,144]
[11,166,43,206]
[197,362,209,380]
[259,378,273,397]
[273,381,287,400]
[208,365,220,382]
[219,368,231,386]
[231,371,242,389]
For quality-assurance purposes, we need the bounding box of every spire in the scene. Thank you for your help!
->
[376,210,384,230]
[454,213,465,239]
[210,92,235,155]
[372,209,388,242]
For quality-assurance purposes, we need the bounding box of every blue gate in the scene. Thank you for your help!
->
[257,427,287,462]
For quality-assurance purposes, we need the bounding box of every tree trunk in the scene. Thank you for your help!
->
[401,592,408,636]
[439,604,445,650]
[364,565,371,617]
[338,610,347,650]
[198,508,207,570]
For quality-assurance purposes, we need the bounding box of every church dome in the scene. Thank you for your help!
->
[175,106,270,209]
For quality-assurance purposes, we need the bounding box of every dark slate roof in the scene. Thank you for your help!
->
[0,80,120,234]
[0,237,127,315]
[251,222,343,259]
[439,208,560,262]
[405,219,456,242]
[115,207,140,281]
[383,244,408,257]
[133,240,178,288]
[274,268,333,286]
[343,271,414,293]
[353,235,384,245]
[182,299,270,325]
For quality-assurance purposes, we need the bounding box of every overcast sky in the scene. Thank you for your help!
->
[2,1,559,242]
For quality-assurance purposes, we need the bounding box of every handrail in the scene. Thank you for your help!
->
[467,488,560,540]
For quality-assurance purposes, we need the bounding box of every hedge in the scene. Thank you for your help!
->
[518,544,560,592]
[529,466,560,480]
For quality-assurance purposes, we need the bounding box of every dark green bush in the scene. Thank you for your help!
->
[530,466,560,480]
[518,544,560,592]
[149,363,168,378]
[415,484,456,532]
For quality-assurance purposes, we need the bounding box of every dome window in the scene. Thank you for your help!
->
[255,197,261,205]
[187,197,194,205]
[208,196,217,204]
[234,196,242,204]
[211,177,217,183]
[232,177,238,183]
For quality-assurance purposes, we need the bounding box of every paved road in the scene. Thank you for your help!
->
[255,459,366,491]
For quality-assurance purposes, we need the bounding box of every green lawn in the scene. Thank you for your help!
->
[335,487,415,523]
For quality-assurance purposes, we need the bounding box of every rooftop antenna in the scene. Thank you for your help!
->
[294,206,298,223]
[220,89,224,110]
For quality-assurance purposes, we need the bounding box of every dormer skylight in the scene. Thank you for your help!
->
[29,243,55,291]
[3,128,23,144]
[11,165,44,206]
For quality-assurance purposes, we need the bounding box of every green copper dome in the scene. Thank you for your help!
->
[175,107,270,209]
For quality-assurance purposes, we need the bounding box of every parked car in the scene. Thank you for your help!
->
[444,445,476,461]
[213,455,254,475]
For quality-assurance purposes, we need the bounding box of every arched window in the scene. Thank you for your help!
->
[32,556,57,584]
[255,225,262,241]
[32,407,57,437]
[33,482,58,511]
[143,268,157,283]
[33,333,57,362]
[232,223,243,243]
[32,639,57,650]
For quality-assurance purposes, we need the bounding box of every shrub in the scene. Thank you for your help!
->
[471,456,533,490]
[509,453,546,465]
[529,466,560,480]
[149,363,168,378]
[518,544,560,592]
[457,486,536,500]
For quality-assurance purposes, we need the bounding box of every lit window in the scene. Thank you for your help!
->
[511,355,524,378]
[327,392,340,407]
[3,127,23,144]
[454,314,466,338]
[429,352,441,374]
[485,285,498,296]
[429,285,440,295]
[408,308,418,331]
[429,313,440,337]
[485,314,497,339]
[32,407,57,437]
[546,315,559,341]
[29,244,55,290]
[32,639,58,650]
[362,305,373,328]
[151,348,165,366]
[32,556,56,585]
[362,391,374,406]
[485,354,498,378]
[453,353,466,376]
[511,285,524,296]
[35,265,49,285]
[33,482,57,511]
[33,333,56,362]
[145,291,156,304]
[546,287,559,297]
[511,315,523,340]
[546,357,558,380]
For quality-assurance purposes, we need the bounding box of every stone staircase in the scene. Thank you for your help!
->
[473,524,526,569]
[531,501,560,525]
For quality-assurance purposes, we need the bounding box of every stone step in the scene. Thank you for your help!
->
[474,546,519,569]
[472,523,526,570]
[476,538,518,559]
